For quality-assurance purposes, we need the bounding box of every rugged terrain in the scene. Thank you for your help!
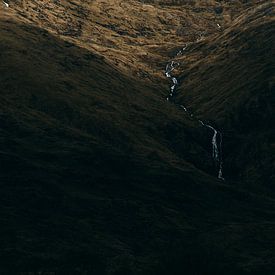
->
[0,0,274,274]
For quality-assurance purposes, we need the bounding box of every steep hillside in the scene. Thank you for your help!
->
[0,1,275,274]
[174,3,274,186]
[6,0,268,81]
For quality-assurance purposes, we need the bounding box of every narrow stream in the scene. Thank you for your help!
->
[2,1,224,178]
[2,1,9,7]
[165,44,224,180]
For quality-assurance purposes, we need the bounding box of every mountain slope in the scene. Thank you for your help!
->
[8,0,268,81]
[0,1,275,274]
[175,2,274,186]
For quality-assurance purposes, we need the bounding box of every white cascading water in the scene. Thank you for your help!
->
[165,61,180,100]
[203,122,224,180]
[165,44,224,180]
[2,1,9,7]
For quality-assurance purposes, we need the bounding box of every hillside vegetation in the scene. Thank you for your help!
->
[175,3,274,186]
[0,1,274,274]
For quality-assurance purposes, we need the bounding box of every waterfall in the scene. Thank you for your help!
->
[204,124,224,180]
[165,46,224,180]
[2,1,9,7]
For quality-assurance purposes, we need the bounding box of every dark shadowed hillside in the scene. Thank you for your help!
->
[175,3,274,187]
[0,1,274,274]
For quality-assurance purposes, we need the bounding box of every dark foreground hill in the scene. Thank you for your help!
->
[0,1,275,274]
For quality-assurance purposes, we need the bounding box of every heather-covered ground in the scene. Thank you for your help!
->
[0,1,274,274]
